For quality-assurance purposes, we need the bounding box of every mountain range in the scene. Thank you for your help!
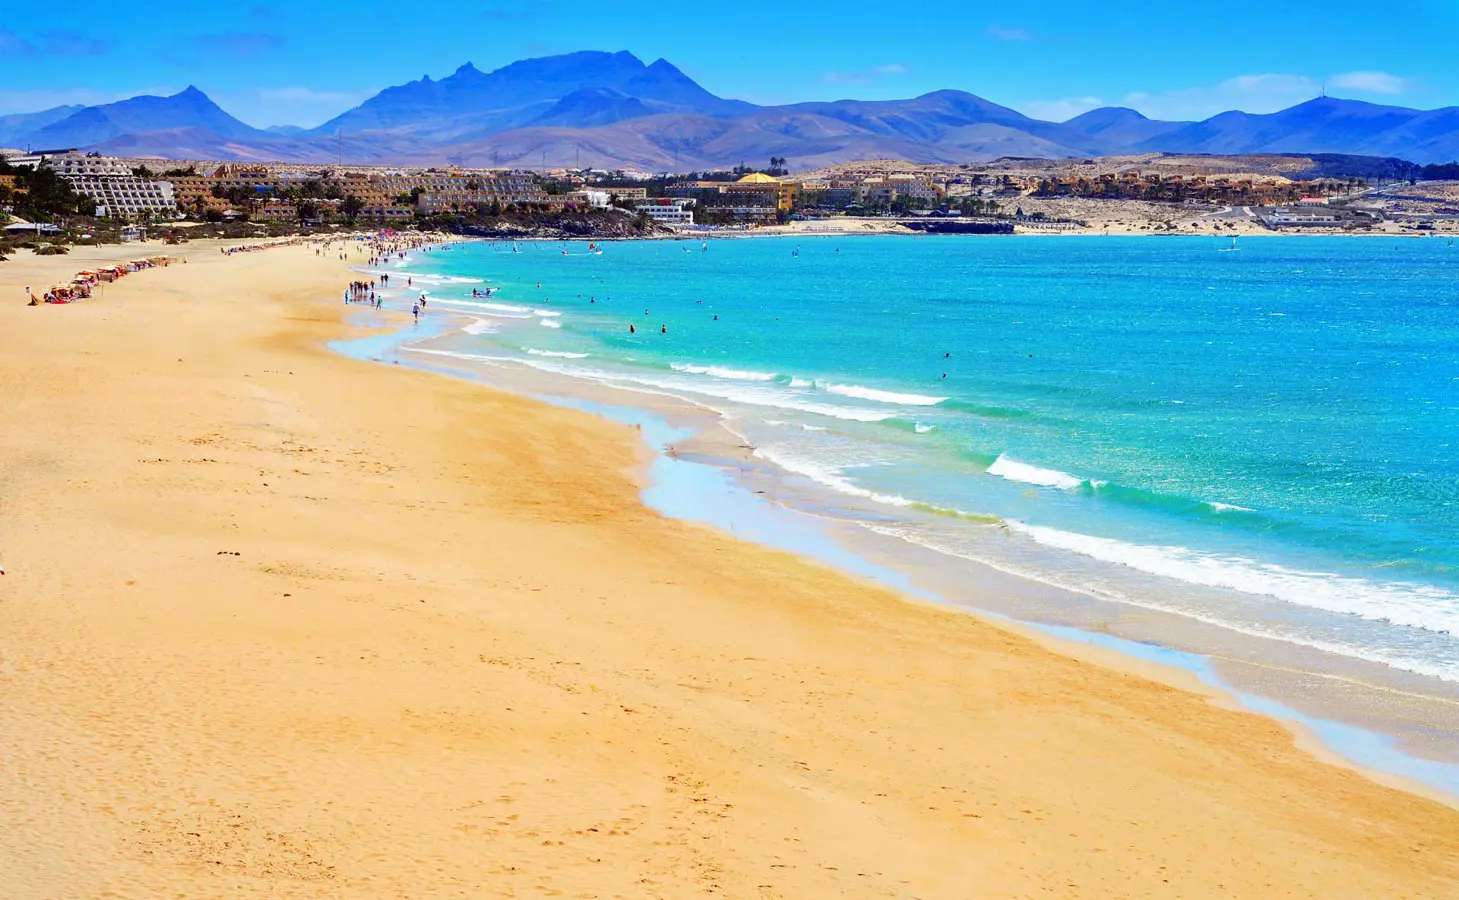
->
[3,51,1457,169]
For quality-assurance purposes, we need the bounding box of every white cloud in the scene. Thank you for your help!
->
[822,63,909,88]
[1330,70,1406,95]
[985,25,1034,41]
[1019,96,1104,122]
[1120,74,1320,121]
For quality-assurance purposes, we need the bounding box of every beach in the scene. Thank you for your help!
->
[2,240,1458,898]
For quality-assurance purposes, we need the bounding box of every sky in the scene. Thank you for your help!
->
[4,0,1458,128]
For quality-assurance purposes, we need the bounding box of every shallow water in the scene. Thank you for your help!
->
[394,235,1459,686]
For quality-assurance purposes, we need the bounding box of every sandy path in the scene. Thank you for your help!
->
[0,241,1455,898]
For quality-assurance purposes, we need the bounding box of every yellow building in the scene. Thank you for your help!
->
[723,172,801,212]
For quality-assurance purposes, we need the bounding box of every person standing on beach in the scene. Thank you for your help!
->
[412,302,420,321]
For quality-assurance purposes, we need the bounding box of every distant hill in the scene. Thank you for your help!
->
[1144,97,1459,162]
[0,105,85,147]
[1063,107,1190,149]
[4,53,1459,168]
[22,87,268,149]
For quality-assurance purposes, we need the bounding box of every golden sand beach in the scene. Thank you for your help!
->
[1,241,1456,898]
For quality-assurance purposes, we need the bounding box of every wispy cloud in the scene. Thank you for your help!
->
[1027,70,1414,124]
[0,29,36,55]
[985,25,1034,41]
[1330,70,1407,95]
[1121,74,1320,121]
[0,28,108,57]
[823,63,909,87]
[197,31,284,59]
[37,29,108,56]
[481,2,551,20]
[1019,96,1105,122]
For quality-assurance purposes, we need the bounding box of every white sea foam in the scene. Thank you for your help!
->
[914,423,936,434]
[525,348,589,358]
[789,378,815,388]
[986,454,1085,490]
[821,383,947,406]
[671,362,779,382]
[417,298,532,317]
[462,319,497,335]
[406,348,512,364]
[548,367,897,422]
[1004,521,1459,638]
[533,308,562,317]
[860,522,1459,682]
[1208,501,1255,513]
[539,319,562,328]
[754,447,916,508]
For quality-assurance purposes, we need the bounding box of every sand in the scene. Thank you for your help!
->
[1,240,1457,898]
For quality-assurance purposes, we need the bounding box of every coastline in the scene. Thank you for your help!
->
[3,239,1458,896]
[362,302,1459,800]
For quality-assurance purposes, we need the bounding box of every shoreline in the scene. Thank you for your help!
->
[3,239,1457,895]
[355,295,1459,804]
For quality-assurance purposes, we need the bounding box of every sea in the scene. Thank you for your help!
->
[366,234,1459,692]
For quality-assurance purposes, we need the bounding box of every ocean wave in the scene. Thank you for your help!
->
[940,398,1033,420]
[821,382,947,406]
[533,308,561,317]
[1208,501,1256,513]
[540,319,562,328]
[416,298,532,316]
[1005,520,1459,638]
[987,454,1086,490]
[861,523,1459,682]
[755,447,996,522]
[462,319,497,335]
[406,348,514,364]
[671,362,780,382]
[525,348,589,359]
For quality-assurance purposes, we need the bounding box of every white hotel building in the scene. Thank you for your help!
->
[5,150,178,219]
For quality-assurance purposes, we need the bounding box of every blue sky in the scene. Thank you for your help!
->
[4,0,1458,128]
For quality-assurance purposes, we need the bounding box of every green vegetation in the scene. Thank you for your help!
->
[0,158,98,221]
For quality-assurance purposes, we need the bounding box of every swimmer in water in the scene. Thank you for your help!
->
[629,324,635,334]
[661,324,667,334]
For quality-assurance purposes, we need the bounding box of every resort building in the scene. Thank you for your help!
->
[857,175,944,206]
[67,176,177,219]
[665,173,800,220]
[4,150,132,178]
[585,185,648,201]
[1257,207,1342,228]
[633,198,695,226]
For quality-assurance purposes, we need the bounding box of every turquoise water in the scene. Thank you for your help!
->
[382,235,1459,682]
